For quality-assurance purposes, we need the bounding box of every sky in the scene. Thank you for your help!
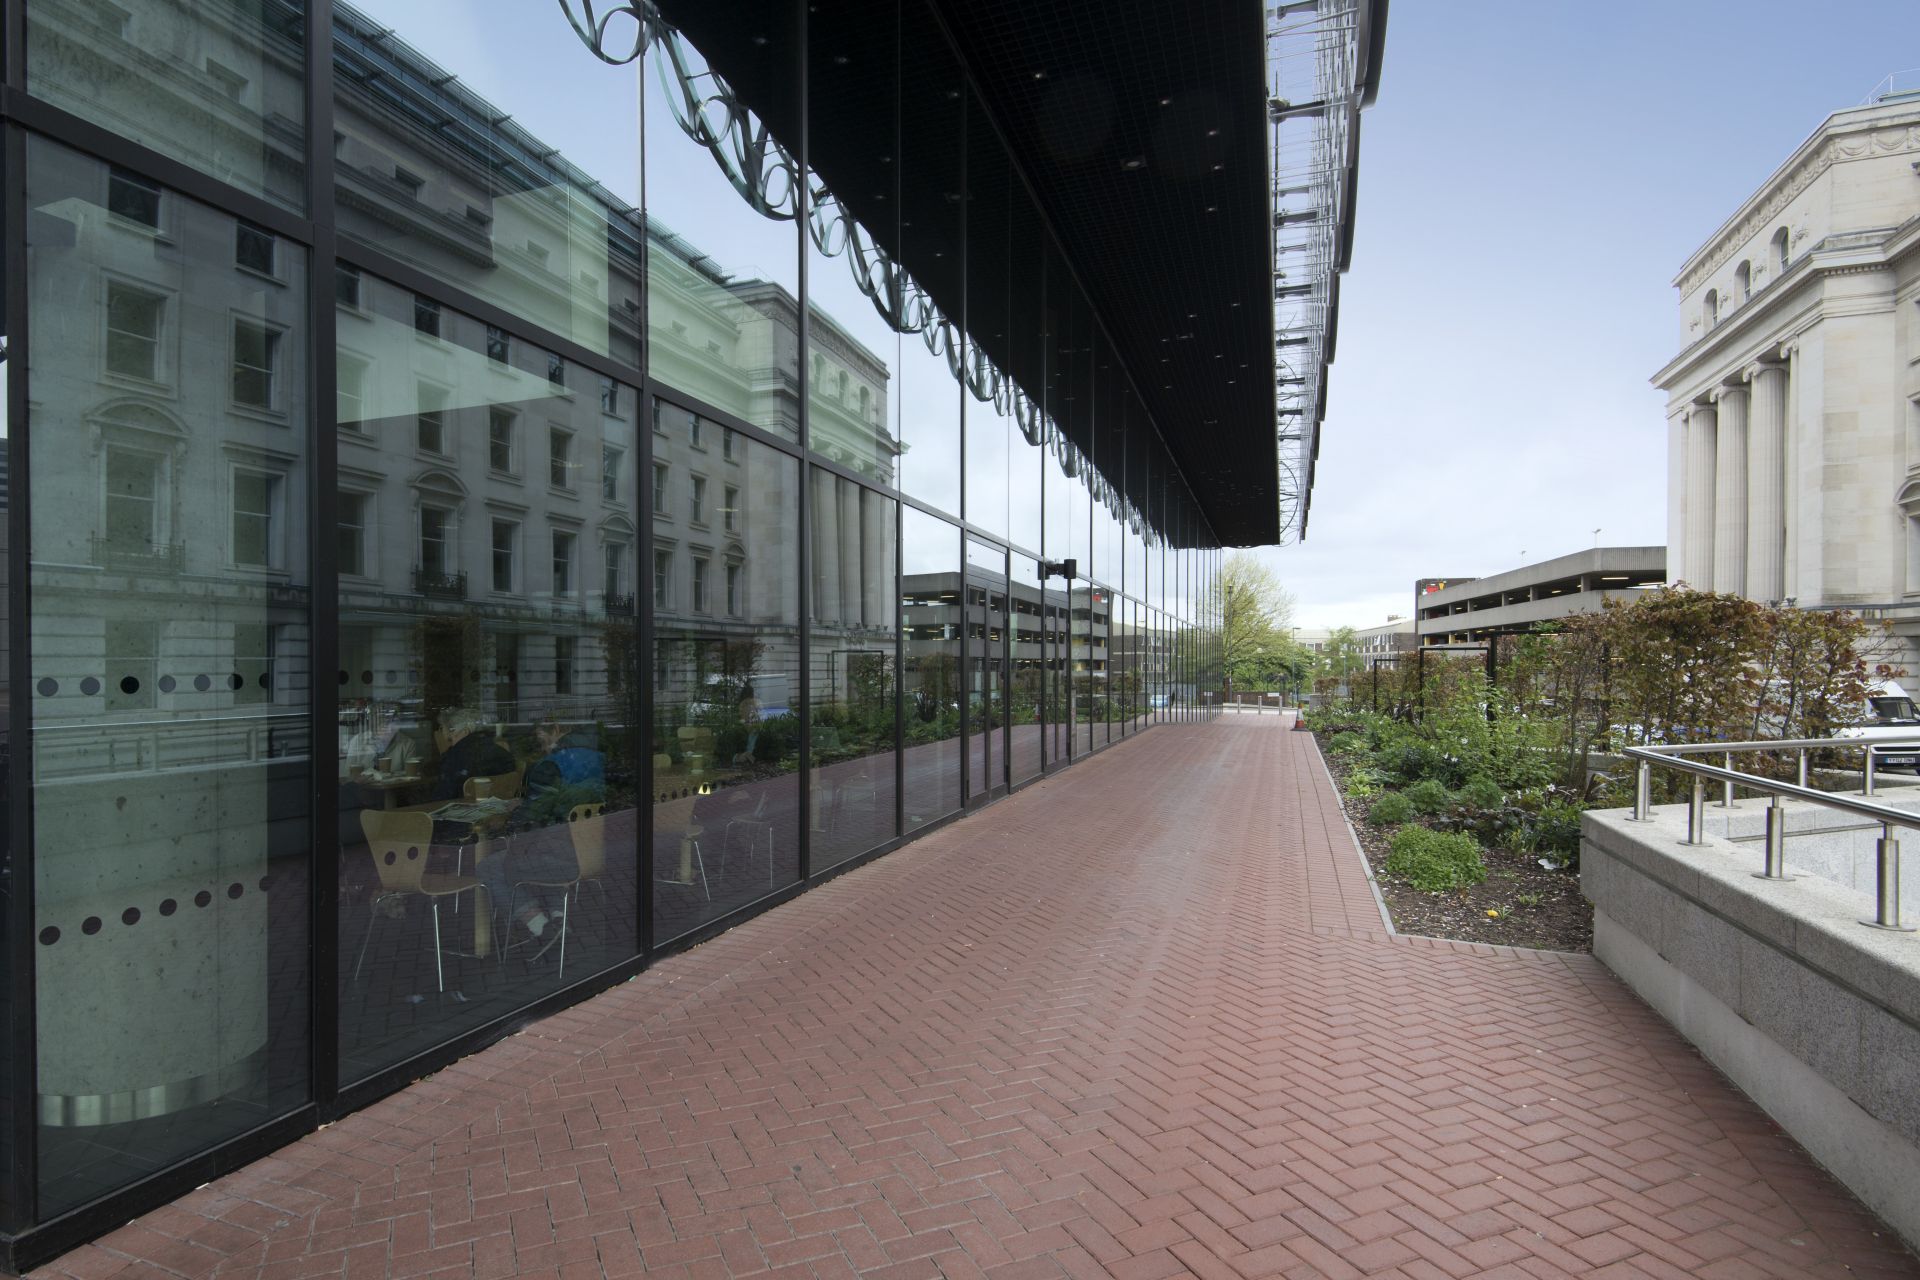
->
[1268,1,1920,630]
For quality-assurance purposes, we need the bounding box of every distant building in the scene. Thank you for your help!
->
[1415,548,1667,646]
[1653,85,1920,672]
[1355,616,1415,660]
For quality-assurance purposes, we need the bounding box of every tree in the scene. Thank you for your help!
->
[1320,626,1364,682]
[1220,551,1295,690]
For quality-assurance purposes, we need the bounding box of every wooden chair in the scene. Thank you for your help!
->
[353,809,482,994]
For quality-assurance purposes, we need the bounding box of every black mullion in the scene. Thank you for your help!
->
[794,0,810,882]
[305,0,340,1112]
[0,90,314,244]
[331,239,638,391]
[892,491,904,841]
[4,0,24,91]
[635,36,653,963]
[2,117,41,1237]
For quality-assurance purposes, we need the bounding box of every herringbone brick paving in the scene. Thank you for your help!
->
[36,715,1920,1279]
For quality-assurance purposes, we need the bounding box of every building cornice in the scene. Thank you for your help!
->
[1673,103,1920,298]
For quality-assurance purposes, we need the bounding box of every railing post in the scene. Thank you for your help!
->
[1631,758,1650,821]
[1720,750,1735,807]
[1685,778,1708,845]
[1861,823,1916,931]
[1755,794,1791,880]
[1863,745,1878,798]
[1796,748,1807,789]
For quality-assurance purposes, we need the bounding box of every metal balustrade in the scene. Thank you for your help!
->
[1626,736,1920,932]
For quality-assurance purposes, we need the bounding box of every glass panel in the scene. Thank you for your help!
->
[901,508,960,829]
[27,0,306,212]
[652,405,800,944]
[806,3,900,486]
[336,275,640,1084]
[809,471,898,870]
[963,98,1010,540]
[645,2,801,439]
[331,4,641,363]
[964,540,1004,799]
[26,138,310,1214]
[894,6,964,515]
[1008,552,1044,785]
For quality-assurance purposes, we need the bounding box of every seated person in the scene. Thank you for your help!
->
[430,707,514,801]
[524,717,606,801]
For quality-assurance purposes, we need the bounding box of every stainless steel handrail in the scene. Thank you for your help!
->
[1625,736,1920,932]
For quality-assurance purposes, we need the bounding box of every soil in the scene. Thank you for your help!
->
[1315,730,1593,953]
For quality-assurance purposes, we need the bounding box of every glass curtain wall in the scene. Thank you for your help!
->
[0,0,1230,1245]
[25,136,313,1215]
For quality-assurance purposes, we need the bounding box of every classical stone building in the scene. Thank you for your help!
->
[1654,86,1920,673]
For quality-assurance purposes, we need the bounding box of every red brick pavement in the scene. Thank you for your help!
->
[35,716,1920,1279]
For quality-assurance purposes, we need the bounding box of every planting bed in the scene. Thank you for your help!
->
[1318,731,1593,952]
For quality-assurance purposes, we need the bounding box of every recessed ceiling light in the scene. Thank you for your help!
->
[1033,70,1047,80]
[1207,128,1220,138]
[1212,163,1224,171]
[1159,96,1171,106]
[834,54,849,65]
[1205,205,1217,213]
[1121,156,1146,171]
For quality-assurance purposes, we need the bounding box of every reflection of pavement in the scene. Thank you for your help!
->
[54,715,1917,1280]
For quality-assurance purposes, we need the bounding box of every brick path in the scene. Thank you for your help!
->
[37,716,1920,1279]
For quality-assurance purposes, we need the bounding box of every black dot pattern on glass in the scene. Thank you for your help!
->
[81,917,102,935]
[160,898,178,916]
[361,670,373,684]
[159,675,177,693]
[194,675,212,692]
[80,677,101,696]
[122,907,140,926]
[195,890,212,908]
[120,675,140,696]
[338,670,349,686]
[36,678,57,697]
[38,927,59,946]
[258,875,273,892]
[383,850,396,865]
[227,882,244,899]
[228,674,244,691]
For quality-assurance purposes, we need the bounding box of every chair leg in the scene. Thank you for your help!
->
[352,898,383,985]
[556,893,569,981]
[431,900,445,993]
[694,840,710,900]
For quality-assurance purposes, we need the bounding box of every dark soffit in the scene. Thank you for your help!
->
[659,0,1275,546]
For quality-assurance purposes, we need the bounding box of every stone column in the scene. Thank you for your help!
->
[1667,408,1689,588]
[1781,339,1801,600]
[1745,361,1789,602]
[1684,401,1718,589]
[838,479,861,623]
[859,489,890,628]
[1712,383,1749,597]
[812,469,842,625]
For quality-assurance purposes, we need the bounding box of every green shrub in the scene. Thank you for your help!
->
[1383,826,1487,892]
[1368,791,1415,826]
[1457,775,1504,810]
[1405,777,1453,814]
[1342,767,1384,799]
[1327,730,1368,756]
[1529,800,1584,870]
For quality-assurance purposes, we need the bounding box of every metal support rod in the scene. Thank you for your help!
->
[1864,745,1878,798]
[1632,758,1650,821]
[1720,750,1735,807]
[1861,824,1916,931]
[1796,748,1807,789]
[1756,794,1790,880]
[1686,778,1708,845]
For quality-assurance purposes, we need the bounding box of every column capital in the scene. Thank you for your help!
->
[1710,382,1749,406]
[1743,360,1787,383]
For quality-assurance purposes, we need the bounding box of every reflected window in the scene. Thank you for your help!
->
[108,166,161,228]
[104,448,161,553]
[486,325,510,364]
[489,409,517,473]
[336,262,363,309]
[552,530,576,597]
[601,378,618,415]
[547,354,565,388]
[654,547,673,609]
[339,493,368,576]
[604,542,626,599]
[338,355,369,430]
[413,295,440,337]
[231,321,282,410]
[723,485,739,533]
[652,463,669,515]
[416,384,447,454]
[726,563,741,616]
[691,556,710,613]
[105,283,166,382]
[231,470,281,567]
[549,427,573,489]
[602,446,623,503]
[492,521,517,593]
[236,223,276,276]
[690,475,707,525]
[420,505,452,576]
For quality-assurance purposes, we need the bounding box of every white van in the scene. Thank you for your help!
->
[1838,678,1920,771]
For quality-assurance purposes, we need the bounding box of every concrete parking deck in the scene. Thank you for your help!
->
[35,715,1920,1279]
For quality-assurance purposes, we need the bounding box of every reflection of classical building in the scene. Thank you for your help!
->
[1655,88,1920,673]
